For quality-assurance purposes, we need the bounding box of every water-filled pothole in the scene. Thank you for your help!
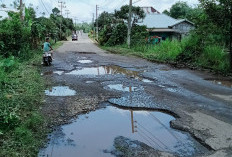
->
[78,60,93,64]
[205,78,232,88]
[66,65,142,78]
[141,78,153,83]
[106,84,139,92]
[41,71,64,76]
[45,86,76,96]
[39,106,208,157]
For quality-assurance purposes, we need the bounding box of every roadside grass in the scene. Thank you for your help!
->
[196,45,230,73]
[102,40,183,63]
[0,42,63,156]
[102,39,230,74]
[0,52,47,156]
[51,41,63,50]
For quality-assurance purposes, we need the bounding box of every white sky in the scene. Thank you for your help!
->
[0,0,199,22]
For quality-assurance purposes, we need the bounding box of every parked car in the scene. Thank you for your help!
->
[72,34,78,41]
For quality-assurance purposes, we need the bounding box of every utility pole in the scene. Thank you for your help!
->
[58,1,66,39]
[230,3,232,72]
[73,17,78,27]
[127,0,132,48]
[65,9,70,18]
[92,13,95,40]
[96,5,99,41]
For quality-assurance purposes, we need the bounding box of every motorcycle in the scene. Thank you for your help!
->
[43,51,53,66]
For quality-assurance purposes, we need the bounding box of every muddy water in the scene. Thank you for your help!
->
[39,106,207,157]
[45,86,76,96]
[66,65,141,78]
[211,80,232,88]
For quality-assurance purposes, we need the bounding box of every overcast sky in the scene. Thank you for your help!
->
[0,0,199,22]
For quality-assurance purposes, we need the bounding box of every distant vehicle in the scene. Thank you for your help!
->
[72,34,78,41]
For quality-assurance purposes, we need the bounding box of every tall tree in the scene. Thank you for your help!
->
[114,5,145,24]
[169,1,192,19]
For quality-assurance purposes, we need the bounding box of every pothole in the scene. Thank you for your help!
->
[105,84,139,92]
[141,78,153,83]
[205,79,232,88]
[86,81,95,84]
[66,65,142,78]
[70,51,96,54]
[41,71,64,76]
[45,86,76,96]
[39,106,208,157]
[78,60,93,64]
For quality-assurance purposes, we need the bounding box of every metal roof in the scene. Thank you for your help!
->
[138,13,193,29]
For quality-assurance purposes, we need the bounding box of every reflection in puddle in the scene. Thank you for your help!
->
[66,65,141,78]
[41,71,64,76]
[106,84,138,92]
[141,79,153,83]
[78,60,93,64]
[86,81,95,84]
[39,106,207,157]
[166,88,178,93]
[45,86,76,96]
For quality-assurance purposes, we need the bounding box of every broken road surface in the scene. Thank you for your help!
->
[39,34,232,157]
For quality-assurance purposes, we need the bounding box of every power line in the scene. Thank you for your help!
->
[40,0,50,15]
[137,121,173,152]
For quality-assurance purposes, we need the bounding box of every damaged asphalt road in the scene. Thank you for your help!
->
[39,34,232,157]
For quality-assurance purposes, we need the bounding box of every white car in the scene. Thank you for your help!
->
[72,34,78,41]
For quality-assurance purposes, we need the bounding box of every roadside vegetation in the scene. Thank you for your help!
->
[94,1,231,74]
[0,1,73,156]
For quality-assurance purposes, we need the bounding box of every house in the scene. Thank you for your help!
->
[141,7,160,14]
[138,8,195,41]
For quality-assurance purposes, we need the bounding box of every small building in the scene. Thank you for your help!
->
[141,7,160,14]
[138,11,195,41]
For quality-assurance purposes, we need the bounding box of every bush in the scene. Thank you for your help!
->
[0,12,30,58]
[106,23,127,46]
[197,45,230,72]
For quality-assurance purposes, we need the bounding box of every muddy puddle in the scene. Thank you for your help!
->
[106,84,139,92]
[45,86,76,96]
[205,79,232,88]
[39,106,207,157]
[66,65,142,78]
[78,60,93,64]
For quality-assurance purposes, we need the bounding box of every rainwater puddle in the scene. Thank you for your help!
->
[141,78,153,83]
[45,86,76,96]
[166,88,178,93]
[206,79,232,88]
[78,60,93,64]
[106,84,138,92]
[86,81,95,84]
[41,71,64,76]
[39,106,207,157]
[66,65,141,78]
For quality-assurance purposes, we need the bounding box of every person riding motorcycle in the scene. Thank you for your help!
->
[42,37,53,64]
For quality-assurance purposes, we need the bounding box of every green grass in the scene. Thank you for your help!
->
[0,52,47,157]
[102,39,183,63]
[196,45,230,73]
[0,41,63,156]
[102,39,230,74]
